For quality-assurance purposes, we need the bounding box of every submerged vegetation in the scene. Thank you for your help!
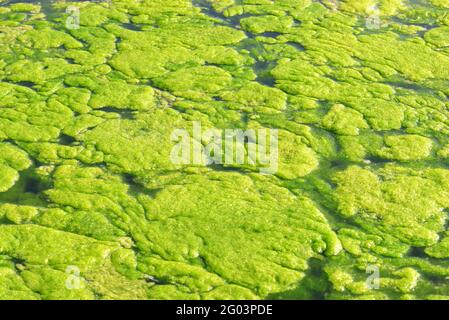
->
[0,0,449,299]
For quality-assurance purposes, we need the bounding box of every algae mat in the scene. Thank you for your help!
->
[0,0,449,300]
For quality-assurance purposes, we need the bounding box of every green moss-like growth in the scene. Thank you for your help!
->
[0,0,449,300]
[322,104,368,136]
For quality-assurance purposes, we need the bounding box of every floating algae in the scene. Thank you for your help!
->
[0,0,448,300]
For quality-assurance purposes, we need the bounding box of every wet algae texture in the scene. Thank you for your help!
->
[0,0,449,300]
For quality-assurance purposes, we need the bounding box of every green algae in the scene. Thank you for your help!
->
[322,104,369,136]
[424,26,449,47]
[0,0,448,300]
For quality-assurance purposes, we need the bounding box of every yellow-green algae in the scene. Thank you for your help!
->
[0,0,448,300]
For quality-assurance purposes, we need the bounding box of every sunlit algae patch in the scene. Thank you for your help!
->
[0,0,448,300]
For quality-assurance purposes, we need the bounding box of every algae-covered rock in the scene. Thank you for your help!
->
[376,135,433,161]
[334,165,449,246]
[424,26,449,47]
[322,104,369,136]
[139,171,341,297]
